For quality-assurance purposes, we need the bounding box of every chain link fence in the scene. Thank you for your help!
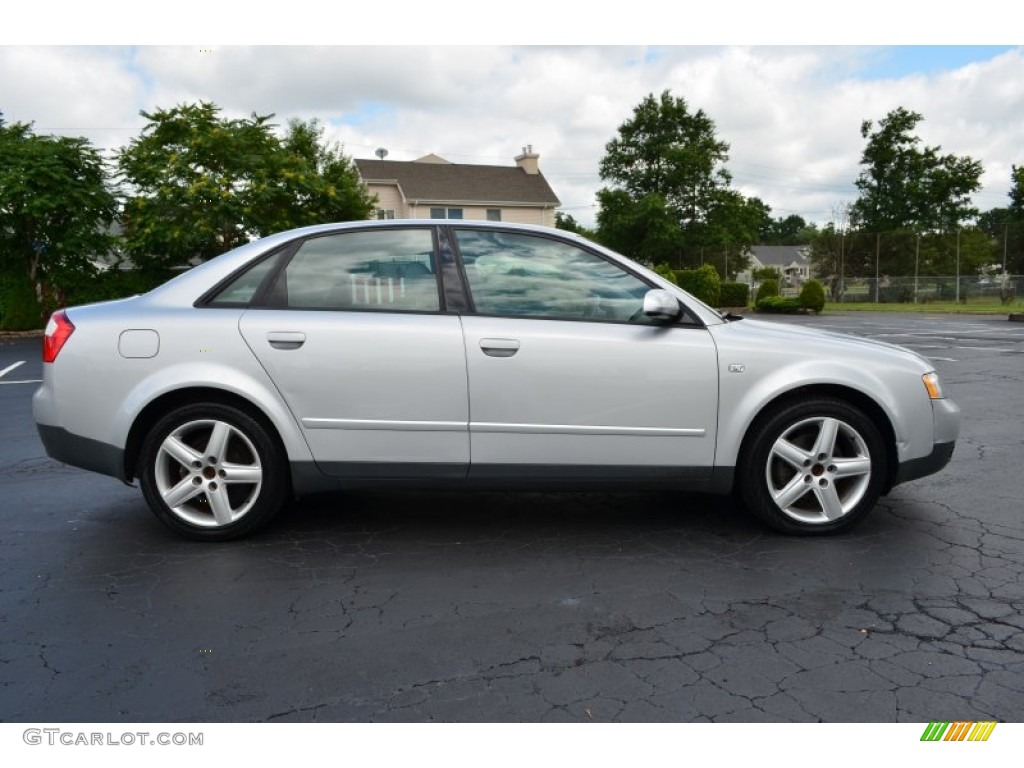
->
[780,275,1022,306]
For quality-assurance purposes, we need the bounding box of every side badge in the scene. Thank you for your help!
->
[728,363,745,373]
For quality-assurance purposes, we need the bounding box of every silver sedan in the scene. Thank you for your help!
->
[33,221,959,540]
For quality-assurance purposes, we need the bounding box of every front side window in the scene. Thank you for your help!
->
[455,229,653,322]
[269,229,440,312]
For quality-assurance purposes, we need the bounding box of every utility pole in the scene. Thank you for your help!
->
[839,227,845,303]
[874,232,880,303]
[914,233,920,304]
[1005,222,1009,272]
[955,228,961,305]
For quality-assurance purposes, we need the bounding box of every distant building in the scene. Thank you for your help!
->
[354,146,561,227]
[738,245,813,284]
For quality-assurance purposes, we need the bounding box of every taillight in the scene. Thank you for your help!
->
[43,310,75,363]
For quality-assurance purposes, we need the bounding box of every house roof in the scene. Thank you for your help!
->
[354,158,560,206]
[750,245,810,267]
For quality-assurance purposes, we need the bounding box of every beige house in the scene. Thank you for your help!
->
[354,146,561,227]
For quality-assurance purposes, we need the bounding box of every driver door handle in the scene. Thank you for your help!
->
[479,338,520,358]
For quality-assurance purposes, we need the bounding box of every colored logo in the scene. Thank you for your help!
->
[921,721,996,741]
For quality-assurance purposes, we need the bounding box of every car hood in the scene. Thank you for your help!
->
[710,317,935,372]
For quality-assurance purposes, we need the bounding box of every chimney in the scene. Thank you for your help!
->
[515,144,540,175]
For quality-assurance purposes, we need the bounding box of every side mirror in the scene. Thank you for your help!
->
[643,289,682,322]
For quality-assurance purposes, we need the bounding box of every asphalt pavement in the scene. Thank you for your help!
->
[1,313,1022,722]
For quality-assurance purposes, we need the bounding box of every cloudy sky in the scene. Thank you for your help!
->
[4,8,1022,228]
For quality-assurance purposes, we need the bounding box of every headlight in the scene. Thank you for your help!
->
[922,372,945,400]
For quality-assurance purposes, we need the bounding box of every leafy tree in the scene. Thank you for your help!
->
[0,118,117,317]
[599,91,730,226]
[1010,165,1024,215]
[753,266,781,281]
[596,90,760,266]
[554,211,594,238]
[595,189,683,265]
[280,118,374,226]
[117,103,373,272]
[701,190,757,277]
[761,214,815,245]
[851,107,982,234]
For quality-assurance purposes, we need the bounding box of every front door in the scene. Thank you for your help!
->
[452,228,718,479]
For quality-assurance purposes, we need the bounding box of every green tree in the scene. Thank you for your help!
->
[599,91,730,227]
[0,118,117,318]
[1010,164,1024,215]
[554,211,594,238]
[701,190,757,278]
[280,118,374,226]
[597,90,763,267]
[595,189,683,265]
[762,214,814,245]
[851,107,982,234]
[117,103,373,272]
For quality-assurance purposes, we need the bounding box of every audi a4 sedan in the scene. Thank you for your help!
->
[33,220,959,540]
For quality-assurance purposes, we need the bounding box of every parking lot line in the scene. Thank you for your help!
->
[0,360,26,379]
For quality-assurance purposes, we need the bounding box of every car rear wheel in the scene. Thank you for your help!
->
[139,403,288,540]
[738,398,888,535]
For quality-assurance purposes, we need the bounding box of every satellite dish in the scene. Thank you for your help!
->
[375,148,388,160]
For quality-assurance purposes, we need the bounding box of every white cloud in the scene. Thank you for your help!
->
[2,45,1022,227]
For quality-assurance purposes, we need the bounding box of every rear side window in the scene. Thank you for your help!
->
[269,229,441,312]
[206,249,288,306]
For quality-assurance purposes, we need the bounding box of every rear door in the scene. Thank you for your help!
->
[238,226,469,478]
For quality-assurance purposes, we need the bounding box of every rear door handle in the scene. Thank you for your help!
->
[479,338,520,358]
[267,331,306,350]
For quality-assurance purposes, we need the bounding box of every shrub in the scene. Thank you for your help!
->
[653,263,678,285]
[752,266,782,281]
[798,279,826,313]
[0,272,43,331]
[756,295,803,313]
[755,278,779,303]
[719,282,750,308]
[674,264,721,307]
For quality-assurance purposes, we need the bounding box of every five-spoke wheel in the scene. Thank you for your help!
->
[739,398,887,534]
[140,403,288,540]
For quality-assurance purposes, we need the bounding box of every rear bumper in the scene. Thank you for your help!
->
[36,423,125,481]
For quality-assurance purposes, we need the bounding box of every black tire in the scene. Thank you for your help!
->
[139,402,289,541]
[738,397,888,535]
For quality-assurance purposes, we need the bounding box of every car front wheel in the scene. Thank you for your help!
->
[739,398,888,535]
[139,403,288,541]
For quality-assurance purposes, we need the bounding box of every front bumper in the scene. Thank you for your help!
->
[894,396,960,485]
[895,440,956,484]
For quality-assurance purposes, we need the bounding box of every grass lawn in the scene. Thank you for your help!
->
[822,301,1022,314]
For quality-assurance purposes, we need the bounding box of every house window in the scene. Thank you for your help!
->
[376,209,395,220]
[430,207,463,220]
[486,209,502,221]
